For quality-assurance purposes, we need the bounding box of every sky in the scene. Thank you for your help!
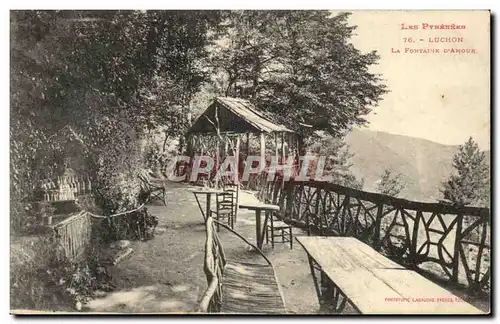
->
[340,11,490,149]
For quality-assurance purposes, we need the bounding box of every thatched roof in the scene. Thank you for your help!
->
[186,97,294,135]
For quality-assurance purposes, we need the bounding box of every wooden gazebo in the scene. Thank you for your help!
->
[185,97,300,185]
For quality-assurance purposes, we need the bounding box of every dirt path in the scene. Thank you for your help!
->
[86,182,320,314]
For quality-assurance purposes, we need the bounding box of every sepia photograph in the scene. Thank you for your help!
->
[9,9,491,315]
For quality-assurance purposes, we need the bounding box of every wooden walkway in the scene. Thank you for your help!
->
[221,262,287,314]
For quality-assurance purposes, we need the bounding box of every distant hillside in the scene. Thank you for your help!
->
[344,129,490,203]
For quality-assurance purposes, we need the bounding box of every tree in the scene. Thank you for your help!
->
[308,134,364,189]
[441,137,490,207]
[211,11,387,140]
[10,10,223,216]
[377,169,406,197]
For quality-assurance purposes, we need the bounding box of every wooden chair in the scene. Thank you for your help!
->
[210,191,235,231]
[266,213,293,249]
[138,171,167,206]
[222,181,239,222]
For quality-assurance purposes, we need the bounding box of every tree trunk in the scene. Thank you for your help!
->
[163,133,169,153]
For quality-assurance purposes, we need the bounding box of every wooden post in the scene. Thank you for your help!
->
[373,204,383,251]
[224,136,229,157]
[281,132,286,162]
[260,132,266,173]
[200,136,204,157]
[289,133,294,153]
[284,181,293,220]
[188,135,196,182]
[215,135,220,188]
[452,213,464,283]
[235,135,240,184]
[298,135,305,156]
[245,132,250,160]
[410,211,422,269]
[190,135,195,156]
[280,132,286,192]
[274,132,278,165]
[235,135,241,220]
[186,134,192,157]
[314,187,321,231]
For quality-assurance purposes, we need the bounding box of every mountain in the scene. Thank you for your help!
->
[344,129,490,203]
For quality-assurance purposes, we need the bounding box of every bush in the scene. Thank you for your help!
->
[10,235,113,311]
[88,120,144,215]
[11,201,56,236]
[75,195,102,215]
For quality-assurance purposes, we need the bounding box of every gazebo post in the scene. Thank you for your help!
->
[189,134,196,183]
[274,132,278,166]
[245,132,250,161]
[192,134,196,155]
[298,134,305,156]
[235,134,240,184]
[186,134,192,157]
[224,136,229,157]
[215,134,220,188]
[280,132,285,163]
[235,134,241,220]
[280,132,286,192]
[200,136,204,157]
[260,132,266,173]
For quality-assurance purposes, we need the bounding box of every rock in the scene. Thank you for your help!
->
[93,290,107,298]
[154,227,167,235]
[112,247,134,265]
[171,284,189,293]
[111,240,131,249]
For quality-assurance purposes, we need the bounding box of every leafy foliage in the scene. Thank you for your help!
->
[11,10,384,216]
[377,169,406,197]
[308,134,364,189]
[10,10,222,216]
[11,236,113,311]
[441,137,490,207]
[210,11,387,139]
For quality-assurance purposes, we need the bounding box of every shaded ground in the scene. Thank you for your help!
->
[86,182,319,314]
[86,182,490,314]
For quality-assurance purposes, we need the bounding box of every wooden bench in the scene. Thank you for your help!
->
[198,217,287,314]
[138,171,167,206]
[296,236,485,314]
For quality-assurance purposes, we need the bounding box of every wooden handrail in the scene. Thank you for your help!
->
[199,216,281,313]
[290,180,490,217]
[199,217,219,312]
[212,218,272,266]
[260,175,491,293]
[52,210,87,228]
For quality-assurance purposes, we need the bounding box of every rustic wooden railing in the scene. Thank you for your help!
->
[50,197,151,262]
[52,211,93,261]
[199,217,227,313]
[258,173,491,293]
[39,175,93,202]
[199,217,284,313]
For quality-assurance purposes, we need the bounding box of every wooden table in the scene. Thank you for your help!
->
[189,188,224,221]
[239,202,279,250]
[296,236,484,314]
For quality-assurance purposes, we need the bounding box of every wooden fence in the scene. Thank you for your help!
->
[52,211,93,261]
[40,175,92,202]
[259,174,491,293]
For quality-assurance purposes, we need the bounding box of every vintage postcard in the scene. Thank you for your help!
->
[10,10,490,315]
